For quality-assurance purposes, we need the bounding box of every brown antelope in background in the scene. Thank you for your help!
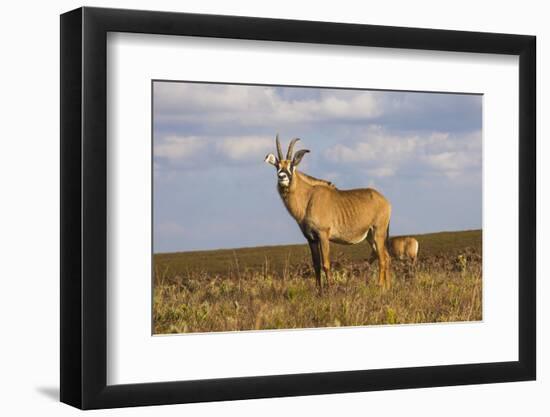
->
[389,236,419,266]
[265,135,392,291]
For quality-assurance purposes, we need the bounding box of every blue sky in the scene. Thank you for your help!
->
[153,81,482,253]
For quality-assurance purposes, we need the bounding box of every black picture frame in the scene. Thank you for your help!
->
[60,6,536,410]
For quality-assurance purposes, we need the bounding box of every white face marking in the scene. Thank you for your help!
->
[278,170,290,187]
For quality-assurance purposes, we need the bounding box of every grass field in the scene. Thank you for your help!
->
[153,229,482,334]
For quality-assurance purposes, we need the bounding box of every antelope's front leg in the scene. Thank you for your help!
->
[318,231,332,289]
[307,240,322,291]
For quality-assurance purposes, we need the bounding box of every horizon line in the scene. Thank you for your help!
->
[154,228,482,256]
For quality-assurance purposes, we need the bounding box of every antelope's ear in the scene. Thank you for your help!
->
[264,153,278,166]
[292,149,310,166]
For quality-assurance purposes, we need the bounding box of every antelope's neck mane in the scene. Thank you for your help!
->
[278,171,335,223]
[296,171,336,189]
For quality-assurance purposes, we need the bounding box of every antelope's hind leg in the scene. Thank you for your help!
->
[365,228,378,264]
[365,228,378,284]
[373,228,391,290]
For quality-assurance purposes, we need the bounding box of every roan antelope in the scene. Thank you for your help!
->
[265,135,392,291]
[389,236,419,266]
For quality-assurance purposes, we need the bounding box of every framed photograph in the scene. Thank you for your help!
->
[60,6,536,409]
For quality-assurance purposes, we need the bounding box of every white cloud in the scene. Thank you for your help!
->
[216,136,272,160]
[323,127,481,181]
[154,136,205,160]
[154,134,276,167]
[426,151,466,172]
[154,82,383,127]
[324,126,422,165]
[327,142,377,163]
[424,146,481,179]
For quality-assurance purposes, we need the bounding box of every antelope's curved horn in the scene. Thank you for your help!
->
[287,138,300,160]
[275,133,283,160]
